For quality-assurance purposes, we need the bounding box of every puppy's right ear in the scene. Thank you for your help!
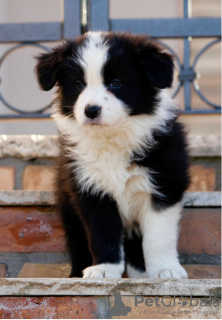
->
[35,51,61,91]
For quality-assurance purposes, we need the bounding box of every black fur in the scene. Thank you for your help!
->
[35,32,190,278]
[124,229,146,272]
[133,121,190,210]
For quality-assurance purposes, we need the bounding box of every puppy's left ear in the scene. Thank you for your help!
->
[138,42,174,89]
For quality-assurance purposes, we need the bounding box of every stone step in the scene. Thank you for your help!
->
[16,263,221,280]
[0,190,221,207]
[0,191,220,278]
[0,279,220,318]
[0,278,220,297]
[0,135,221,192]
[0,201,220,255]
[0,135,220,158]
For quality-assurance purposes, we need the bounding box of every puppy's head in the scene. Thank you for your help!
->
[35,32,174,127]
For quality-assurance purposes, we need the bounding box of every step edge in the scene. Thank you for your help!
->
[0,191,220,207]
[0,278,220,296]
[0,134,221,158]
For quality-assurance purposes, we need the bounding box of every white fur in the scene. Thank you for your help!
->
[83,262,125,279]
[139,202,188,279]
[126,264,148,279]
[74,32,129,126]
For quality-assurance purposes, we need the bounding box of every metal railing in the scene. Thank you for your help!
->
[0,0,221,119]
[0,0,81,119]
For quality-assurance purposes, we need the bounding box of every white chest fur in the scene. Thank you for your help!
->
[58,116,158,226]
[75,139,153,222]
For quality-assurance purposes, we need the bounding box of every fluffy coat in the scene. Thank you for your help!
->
[35,31,190,279]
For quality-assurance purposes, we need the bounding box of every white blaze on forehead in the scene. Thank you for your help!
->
[72,31,128,126]
[77,32,108,86]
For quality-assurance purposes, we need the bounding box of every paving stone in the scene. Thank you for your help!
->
[188,165,216,192]
[0,297,97,319]
[1,190,220,207]
[0,167,15,190]
[183,191,221,207]
[0,135,220,158]
[0,135,59,159]
[0,190,55,206]
[23,165,56,191]
[0,278,220,297]
[188,134,221,157]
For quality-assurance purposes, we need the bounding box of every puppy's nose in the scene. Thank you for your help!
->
[85,105,101,119]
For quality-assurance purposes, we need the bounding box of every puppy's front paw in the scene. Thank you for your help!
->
[148,264,188,279]
[83,263,124,279]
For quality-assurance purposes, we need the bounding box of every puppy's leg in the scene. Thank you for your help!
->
[124,230,148,278]
[58,191,92,277]
[78,192,124,279]
[141,203,188,279]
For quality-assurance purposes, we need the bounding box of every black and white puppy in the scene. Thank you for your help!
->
[35,32,190,279]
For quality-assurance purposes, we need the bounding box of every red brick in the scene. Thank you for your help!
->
[0,264,6,277]
[18,263,71,278]
[184,265,221,279]
[188,165,216,192]
[0,167,15,190]
[179,208,221,255]
[0,207,66,252]
[0,207,220,255]
[0,297,97,319]
[23,166,56,191]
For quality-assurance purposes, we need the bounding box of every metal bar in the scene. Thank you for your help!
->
[183,109,221,114]
[88,0,109,31]
[183,0,192,111]
[0,22,62,43]
[0,109,219,119]
[0,114,51,119]
[184,0,191,19]
[183,38,191,110]
[110,18,221,38]
[63,0,81,38]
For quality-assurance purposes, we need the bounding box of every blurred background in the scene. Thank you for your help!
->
[0,0,221,135]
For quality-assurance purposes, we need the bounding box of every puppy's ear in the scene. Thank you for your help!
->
[138,41,174,89]
[35,50,61,91]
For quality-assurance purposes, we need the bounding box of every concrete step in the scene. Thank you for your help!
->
[0,134,220,158]
[16,263,221,280]
[0,191,220,278]
[0,134,221,192]
[0,278,221,319]
[0,190,221,206]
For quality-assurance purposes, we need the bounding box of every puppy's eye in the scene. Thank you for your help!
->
[109,79,122,89]
[76,81,85,90]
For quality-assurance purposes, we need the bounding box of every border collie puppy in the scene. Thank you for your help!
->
[35,32,190,279]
